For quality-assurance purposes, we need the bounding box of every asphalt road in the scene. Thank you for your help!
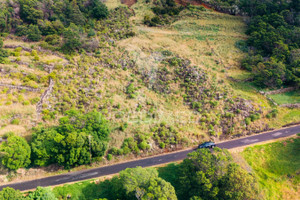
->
[0,125,299,191]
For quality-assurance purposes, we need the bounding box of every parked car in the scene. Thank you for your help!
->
[198,142,216,149]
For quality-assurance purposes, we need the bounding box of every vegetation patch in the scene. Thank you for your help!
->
[242,137,300,199]
[268,90,300,105]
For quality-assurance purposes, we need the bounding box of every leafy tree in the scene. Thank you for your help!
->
[61,24,82,54]
[31,110,110,168]
[177,148,232,200]
[119,167,178,200]
[0,134,31,170]
[287,60,300,87]
[0,187,22,200]
[240,0,300,88]
[27,24,42,41]
[69,0,86,25]
[38,20,57,36]
[92,0,109,19]
[25,187,57,200]
[218,163,259,200]
[19,0,43,24]
[252,58,287,88]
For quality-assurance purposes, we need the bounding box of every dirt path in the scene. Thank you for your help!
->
[36,78,54,119]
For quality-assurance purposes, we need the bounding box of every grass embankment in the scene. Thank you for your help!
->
[242,136,300,200]
[268,90,300,105]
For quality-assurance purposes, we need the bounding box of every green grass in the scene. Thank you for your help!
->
[242,137,300,200]
[269,90,300,105]
[53,179,114,200]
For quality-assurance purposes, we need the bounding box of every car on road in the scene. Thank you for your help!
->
[198,142,216,149]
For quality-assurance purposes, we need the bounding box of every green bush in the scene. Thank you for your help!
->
[138,141,149,150]
[245,117,251,125]
[27,24,42,42]
[11,118,20,125]
[0,134,31,170]
[107,154,113,161]
[159,142,166,149]
[45,35,60,45]
[92,0,109,20]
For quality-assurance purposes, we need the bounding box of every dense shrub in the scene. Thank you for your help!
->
[27,24,42,41]
[0,134,31,170]
[92,0,109,19]
[31,110,110,168]
[240,0,300,88]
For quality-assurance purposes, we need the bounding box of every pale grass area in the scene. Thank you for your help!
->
[3,38,38,48]
[0,104,36,136]
[268,109,300,128]
[131,0,156,24]
[0,125,27,136]
[104,0,122,10]
[0,104,36,117]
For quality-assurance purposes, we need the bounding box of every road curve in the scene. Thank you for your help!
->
[0,125,299,191]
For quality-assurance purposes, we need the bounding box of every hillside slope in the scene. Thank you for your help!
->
[0,0,299,182]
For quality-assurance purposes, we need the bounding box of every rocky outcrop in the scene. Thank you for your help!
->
[280,103,300,108]
[36,78,54,119]
[264,87,297,95]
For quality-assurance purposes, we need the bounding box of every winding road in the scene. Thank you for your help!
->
[0,125,299,191]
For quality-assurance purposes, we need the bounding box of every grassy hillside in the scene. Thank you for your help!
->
[242,136,300,200]
[0,0,299,181]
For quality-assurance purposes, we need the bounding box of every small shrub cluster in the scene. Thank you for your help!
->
[110,133,150,156]
[151,123,181,149]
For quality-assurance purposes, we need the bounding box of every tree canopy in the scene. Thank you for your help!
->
[0,134,31,170]
[31,110,110,168]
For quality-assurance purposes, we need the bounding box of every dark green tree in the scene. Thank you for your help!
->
[27,24,42,41]
[69,0,86,25]
[252,58,286,88]
[19,0,43,24]
[177,148,232,200]
[92,0,109,20]
[61,24,82,54]
[218,163,259,200]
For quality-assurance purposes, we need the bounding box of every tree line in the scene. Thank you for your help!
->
[240,0,300,88]
[0,148,259,200]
